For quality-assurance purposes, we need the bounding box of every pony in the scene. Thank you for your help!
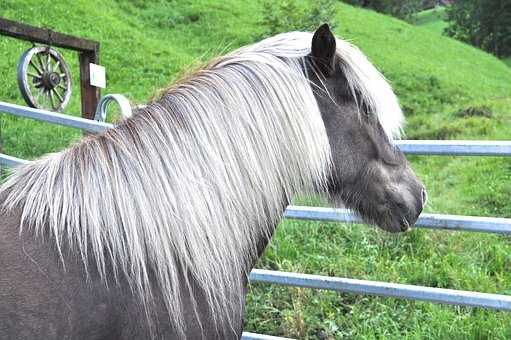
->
[0,24,426,339]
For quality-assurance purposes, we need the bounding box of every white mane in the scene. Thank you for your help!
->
[0,32,402,336]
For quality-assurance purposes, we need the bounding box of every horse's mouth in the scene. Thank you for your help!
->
[382,211,420,233]
[398,219,412,232]
[327,191,416,233]
[376,219,411,233]
[360,208,416,233]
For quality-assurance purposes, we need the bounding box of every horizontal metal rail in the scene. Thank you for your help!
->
[242,332,294,340]
[2,156,510,234]
[0,154,29,167]
[249,269,511,311]
[394,139,511,156]
[0,101,112,133]
[2,101,511,156]
[0,155,508,235]
[285,206,511,234]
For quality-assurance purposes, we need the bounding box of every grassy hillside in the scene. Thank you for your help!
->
[1,1,511,339]
[415,5,511,70]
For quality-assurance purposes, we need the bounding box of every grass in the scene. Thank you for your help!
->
[1,0,511,338]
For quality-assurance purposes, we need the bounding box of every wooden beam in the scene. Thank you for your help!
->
[0,17,99,52]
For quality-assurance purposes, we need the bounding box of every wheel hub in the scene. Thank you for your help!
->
[41,71,61,89]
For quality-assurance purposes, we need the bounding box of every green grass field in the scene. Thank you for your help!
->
[1,1,511,338]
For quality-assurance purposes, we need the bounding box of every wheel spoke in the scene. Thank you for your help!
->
[52,88,64,103]
[53,60,61,73]
[58,83,66,90]
[37,88,46,108]
[27,71,41,79]
[35,88,42,102]
[44,88,51,104]
[48,89,56,110]
[35,54,46,72]
[29,59,43,74]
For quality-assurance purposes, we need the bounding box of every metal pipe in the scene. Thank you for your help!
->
[284,206,511,234]
[242,332,294,340]
[2,155,510,235]
[0,154,29,167]
[94,94,132,122]
[2,100,511,156]
[249,269,511,311]
[394,139,511,156]
[0,101,112,133]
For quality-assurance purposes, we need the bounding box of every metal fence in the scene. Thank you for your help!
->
[2,101,511,340]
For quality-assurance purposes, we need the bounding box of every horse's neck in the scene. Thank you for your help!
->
[247,196,290,272]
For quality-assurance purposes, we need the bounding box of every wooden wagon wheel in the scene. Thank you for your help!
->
[17,46,72,112]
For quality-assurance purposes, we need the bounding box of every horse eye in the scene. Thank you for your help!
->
[382,157,400,167]
[380,147,401,167]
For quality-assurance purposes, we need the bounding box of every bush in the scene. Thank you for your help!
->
[444,0,511,58]
[260,0,338,37]
[455,106,493,119]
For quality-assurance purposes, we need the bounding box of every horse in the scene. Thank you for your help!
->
[0,24,426,339]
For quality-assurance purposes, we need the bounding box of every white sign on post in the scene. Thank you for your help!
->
[89,63,106,88]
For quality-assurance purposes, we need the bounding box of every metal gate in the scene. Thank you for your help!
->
[2,101,511,340]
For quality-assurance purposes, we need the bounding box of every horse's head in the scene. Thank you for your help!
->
[308,24,426,233]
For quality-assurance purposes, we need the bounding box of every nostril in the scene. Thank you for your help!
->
[421,188,428,206]
[396,201,407,210]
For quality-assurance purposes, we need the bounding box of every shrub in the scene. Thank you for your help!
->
[444,0,511,58]
[455,106,493,119]
[260,0,338,37]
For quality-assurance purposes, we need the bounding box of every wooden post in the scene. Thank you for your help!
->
[79,51,100,120]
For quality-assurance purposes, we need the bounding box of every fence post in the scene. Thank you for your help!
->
[79,50,100,120]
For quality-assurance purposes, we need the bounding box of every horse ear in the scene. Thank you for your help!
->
[311,24,336,77]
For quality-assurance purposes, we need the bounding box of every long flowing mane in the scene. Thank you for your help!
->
[0,32,402,336]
